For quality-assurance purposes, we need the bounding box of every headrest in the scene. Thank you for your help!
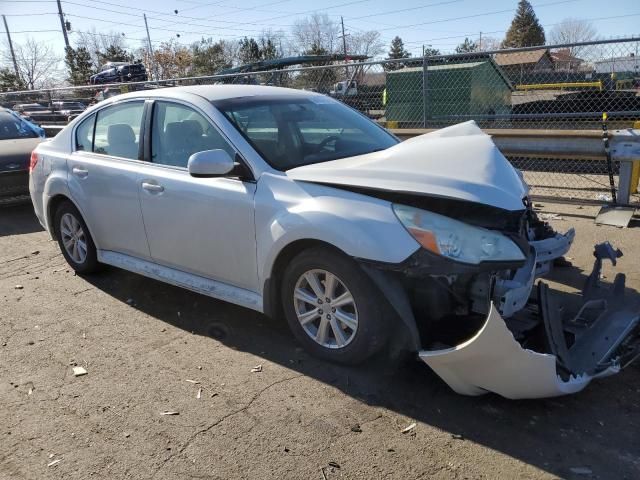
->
[107,123,135,145]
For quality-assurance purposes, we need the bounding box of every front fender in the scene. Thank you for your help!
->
[255,174,420,289]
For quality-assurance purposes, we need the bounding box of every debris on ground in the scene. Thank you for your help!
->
[596,194,612,202]
[251,364,263,373]
[31,250,40,255]
[124,432,130,438]
[72,366,88,377]
[126,298,134,305]
[197,388,202,399]
[350,424,362,433]
[401,422,416,434]
[185,379,200,384]
[328,461,341,469]
[538,213,563,221]
[160,411,179,416]
[451,433,464,440]
[47,459,61,467]
[14,285,23,290]
[569,467,593,475]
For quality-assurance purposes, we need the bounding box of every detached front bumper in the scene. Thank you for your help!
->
[530,228,575,276]
[419,242,640,399]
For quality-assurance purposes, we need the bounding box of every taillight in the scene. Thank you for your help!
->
[29,151,39,173]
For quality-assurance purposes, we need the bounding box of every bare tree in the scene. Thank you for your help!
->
[549,18,597,56]
[292,13,340,54]
[3,37,61,89]
[76,27,130,69]
[477,36,502,52]
[348,31,385,58]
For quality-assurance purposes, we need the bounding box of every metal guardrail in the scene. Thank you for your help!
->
[392,128,640,205]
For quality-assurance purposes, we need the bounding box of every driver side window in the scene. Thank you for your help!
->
[151,101,235,168]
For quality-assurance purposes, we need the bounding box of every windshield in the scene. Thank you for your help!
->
[0,112,40,140]
[212,95,398,170]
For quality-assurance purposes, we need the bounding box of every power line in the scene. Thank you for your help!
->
[374,0,579,32]
[60,0,293,29]
[400,12,640,47]
[347,0,463,21]
[2,13,60,17]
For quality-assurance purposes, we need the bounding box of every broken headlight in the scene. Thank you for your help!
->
[393,204,526,265]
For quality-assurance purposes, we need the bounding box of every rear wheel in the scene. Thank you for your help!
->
[54,201,100,274]
[281,247,388,365]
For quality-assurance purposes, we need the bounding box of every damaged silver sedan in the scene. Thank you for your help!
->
[29,85,640,399]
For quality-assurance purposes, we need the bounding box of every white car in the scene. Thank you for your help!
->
[29,85,639,399]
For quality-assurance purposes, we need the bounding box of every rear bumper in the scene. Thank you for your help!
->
[419,242,640,399]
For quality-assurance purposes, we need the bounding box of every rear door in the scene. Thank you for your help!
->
[67,100,151,259]
[136,100,258,291]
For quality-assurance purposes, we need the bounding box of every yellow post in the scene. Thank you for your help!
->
[632,121,640,194]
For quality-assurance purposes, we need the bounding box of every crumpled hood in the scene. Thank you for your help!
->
[287,121,527,211]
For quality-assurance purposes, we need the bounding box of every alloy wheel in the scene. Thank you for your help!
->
[293,269,358,349]
[60,212,88,264]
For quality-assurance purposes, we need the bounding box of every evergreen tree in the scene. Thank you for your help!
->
[502,0,545,48]
[455,38,478,54]
[385,36,411,70]
[238,37,261,64]
[65,47,94,85]
[0,68,25,91]
[259,38,279,60]
[191,38,231,75]
[97,45,134,66]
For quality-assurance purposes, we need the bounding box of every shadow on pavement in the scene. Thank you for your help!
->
[82,261,640,480]
[0,203,44,237]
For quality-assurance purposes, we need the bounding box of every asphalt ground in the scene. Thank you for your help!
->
[1,201,639,480]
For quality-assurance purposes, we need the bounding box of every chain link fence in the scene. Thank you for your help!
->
[2,37,639,204]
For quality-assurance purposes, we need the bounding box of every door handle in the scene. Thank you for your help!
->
[72,166,88,178]
[141,181,164,193]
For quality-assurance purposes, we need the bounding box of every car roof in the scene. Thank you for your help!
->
[111,84,323,103]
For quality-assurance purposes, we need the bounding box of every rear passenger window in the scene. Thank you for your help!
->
[75,114,95,151]
[151,101,235,168]
[93,102,144,160]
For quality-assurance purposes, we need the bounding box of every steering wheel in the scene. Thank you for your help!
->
[317,135,340,151]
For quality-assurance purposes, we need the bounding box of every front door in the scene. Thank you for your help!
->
[67,101,151,259]
[137,100,258,291]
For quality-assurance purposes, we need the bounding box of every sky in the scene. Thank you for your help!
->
[1,0,639,61]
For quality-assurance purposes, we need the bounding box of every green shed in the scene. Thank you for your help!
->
[385,60,512,127]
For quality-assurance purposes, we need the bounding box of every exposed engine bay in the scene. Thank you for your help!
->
[361,199,640,399]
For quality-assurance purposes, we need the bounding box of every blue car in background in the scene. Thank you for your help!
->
[0,108,45,204]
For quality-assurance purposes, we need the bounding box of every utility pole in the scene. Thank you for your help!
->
[479,31,482,50]
[56,0,70,49]
[2,15,21,81]
[143,13,156,81]
[339,16,350,79]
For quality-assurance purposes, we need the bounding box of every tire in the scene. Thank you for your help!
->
[281,246,388,365]
[54,201,101,274]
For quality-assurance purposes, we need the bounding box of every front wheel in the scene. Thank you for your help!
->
[281,247,388,365]
[54,201,100,274]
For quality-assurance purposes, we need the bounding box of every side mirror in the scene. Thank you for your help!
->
[187,149,234,177]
